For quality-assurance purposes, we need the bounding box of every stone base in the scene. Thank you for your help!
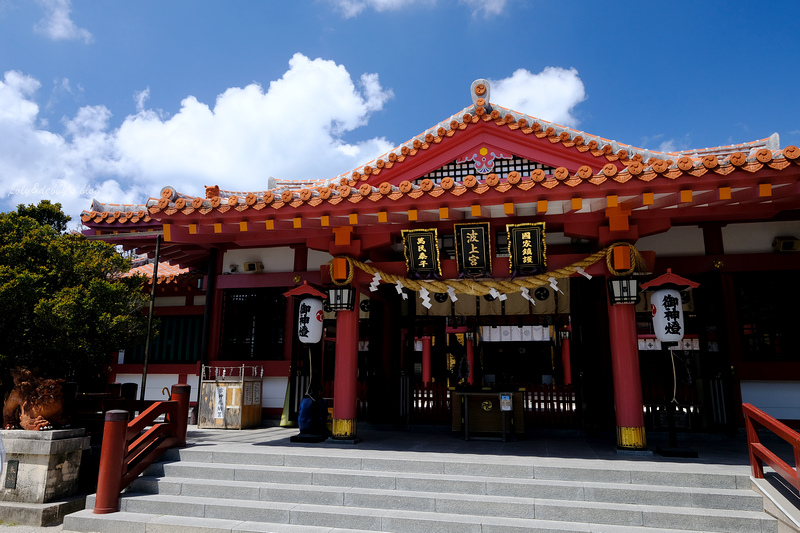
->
[1,428,90,505]
[0,494,86,526]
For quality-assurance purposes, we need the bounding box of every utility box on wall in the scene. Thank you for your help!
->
[198,365,263,429]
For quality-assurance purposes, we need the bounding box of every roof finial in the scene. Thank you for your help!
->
[470,79,490,109]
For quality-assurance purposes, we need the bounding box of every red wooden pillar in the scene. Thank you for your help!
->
[332,308,359,439]
[94,410,129,514]
[608,300,647,449]
[465,337,475,386]
[169,384,191,447]
[560,329,572,386]
[421,336,432,384]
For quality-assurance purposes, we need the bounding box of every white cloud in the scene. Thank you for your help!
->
[658,140,677,153]
[34,0,93,43]
[134,88,150,113]
[490,67,586,127]
[329,0,430,18]
[638,132,696,153]
[460,0,506,17]
[0,71,129,219]
[329,0,506,18]
[0,55,394,223]
[114,54,394,193]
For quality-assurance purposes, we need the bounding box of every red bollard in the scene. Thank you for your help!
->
[170,384,191,447]
[94,410,129,514]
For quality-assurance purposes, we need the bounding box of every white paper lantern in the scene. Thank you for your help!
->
[651,288,684,342]
[298,297,323,344]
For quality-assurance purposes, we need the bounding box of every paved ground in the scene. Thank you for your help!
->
[0,525,62,532]
[0,423,776,532]
[180,422,762,467]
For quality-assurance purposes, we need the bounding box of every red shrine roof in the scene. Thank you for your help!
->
[82,78,800,257]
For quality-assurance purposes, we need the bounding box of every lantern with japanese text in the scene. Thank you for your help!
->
[650,289,684,342]
[298,297,323,344]
[640,269,699,344]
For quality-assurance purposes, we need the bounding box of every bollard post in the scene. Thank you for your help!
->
[171,384,191,447]
[94,410,129,514]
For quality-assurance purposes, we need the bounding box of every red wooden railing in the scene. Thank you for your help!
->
[743,402,800,493]
[94,384,190,514]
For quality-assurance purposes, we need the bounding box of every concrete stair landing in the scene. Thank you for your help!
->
[63,433,778,533]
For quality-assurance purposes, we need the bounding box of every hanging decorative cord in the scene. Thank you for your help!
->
[328,242,647,296]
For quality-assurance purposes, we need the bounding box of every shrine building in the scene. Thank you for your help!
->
[81,79,800,449]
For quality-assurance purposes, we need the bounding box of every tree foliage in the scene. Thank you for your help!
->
[0,201,150,389]
[15,200,72,233]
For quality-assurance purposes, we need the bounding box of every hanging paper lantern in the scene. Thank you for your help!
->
[651,288,684,342]
[298,297,323,344]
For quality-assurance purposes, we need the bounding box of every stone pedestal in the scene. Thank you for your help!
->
[0,428,89,525]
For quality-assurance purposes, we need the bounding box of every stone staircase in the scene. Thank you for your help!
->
[63,441,777,533]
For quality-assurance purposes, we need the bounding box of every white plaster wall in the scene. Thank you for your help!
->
[192,295,206,306]
[222,247,294,274]
[263,377,288,409]
[308,249,333,271]
[722,221,800,254]
[545,232,572,246]
[116,373,200,402]
[118,373,285,409]
[741,381,800,420]
[635,226,706,257]
[154,296,186,307]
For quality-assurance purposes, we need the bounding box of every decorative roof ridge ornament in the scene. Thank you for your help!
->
[766,132,780,151]
[470,79,491,113]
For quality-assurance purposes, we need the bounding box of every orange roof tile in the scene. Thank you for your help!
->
[125,260,191,284]
[81,79,796,225]
[134,144,797,220]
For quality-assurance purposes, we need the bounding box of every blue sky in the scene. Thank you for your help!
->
[1,0,799,223]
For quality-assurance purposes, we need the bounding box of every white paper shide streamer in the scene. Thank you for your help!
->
[419,287,432,309]
[395,280,408,300]
[369,272,381,292]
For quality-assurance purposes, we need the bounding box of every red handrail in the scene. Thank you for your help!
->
[742,402,800,493]
[94,384,190,514]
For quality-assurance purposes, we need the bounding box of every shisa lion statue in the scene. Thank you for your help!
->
[3,367,67,431]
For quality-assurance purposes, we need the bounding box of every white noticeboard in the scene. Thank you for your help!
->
[500,393,512,412]
[214,386,226,419]
[253,383,262,406]
[244,382,253,406]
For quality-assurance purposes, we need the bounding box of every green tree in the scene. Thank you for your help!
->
[16,200,72,233]
[0,201,150,389]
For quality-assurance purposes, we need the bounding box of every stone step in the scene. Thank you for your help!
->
[64,443,775,533]
[66,493,774,533]
[63,508,727,533]
[154,449,752,490]
[128,472,764,512]
[63,510,370,533]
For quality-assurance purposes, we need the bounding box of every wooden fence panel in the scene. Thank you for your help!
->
[522,384,577,427]
[411,383,451,423]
